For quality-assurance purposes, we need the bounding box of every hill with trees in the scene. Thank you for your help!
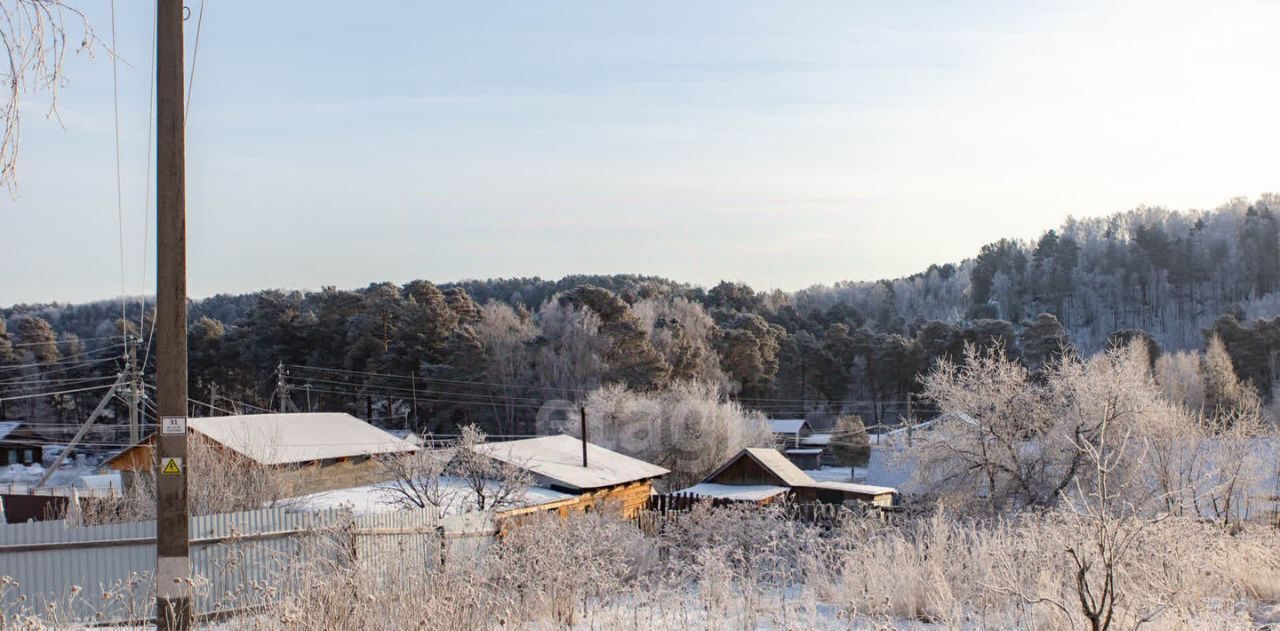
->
[4,195,1279,432]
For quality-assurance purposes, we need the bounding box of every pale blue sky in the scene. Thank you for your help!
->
[4,0,1279,304]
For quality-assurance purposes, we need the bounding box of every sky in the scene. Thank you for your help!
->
[3,0,1279,305]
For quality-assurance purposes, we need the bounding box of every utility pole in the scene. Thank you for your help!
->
[579,406,588,468]
[155,0,191,627]
[127,336,140,443]
[276,363,289,413]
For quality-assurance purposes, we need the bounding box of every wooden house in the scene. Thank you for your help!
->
[103,413,418,496]
[0,422,44,466]
[471,434,669,519]
[768,418,812,449]
[676,447,897,508]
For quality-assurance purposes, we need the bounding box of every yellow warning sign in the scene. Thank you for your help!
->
[160,457,183,475]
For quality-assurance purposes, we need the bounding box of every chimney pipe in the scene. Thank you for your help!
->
[580,406,588,468]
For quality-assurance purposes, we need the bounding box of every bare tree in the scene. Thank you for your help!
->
[378,425,531,516]
[0,0,98,192]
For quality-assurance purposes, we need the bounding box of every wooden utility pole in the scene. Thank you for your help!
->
[579,406,588,468]
[155,0,191,627]
[276,363,288,413]
[127,336,140,443]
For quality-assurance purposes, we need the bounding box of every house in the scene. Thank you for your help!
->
[103,413,418,496]
[768,418,812,449]
[470,434,669,519]
[676,447,897,508]
[0,422,44,466]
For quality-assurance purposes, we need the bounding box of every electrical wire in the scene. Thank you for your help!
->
[7,335,125,349]
[109,0,127,337]
[138,0,157,340]
[0,382,120,402]
[185,0,206,122]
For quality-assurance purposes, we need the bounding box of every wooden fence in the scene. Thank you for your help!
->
[639,492,889,534]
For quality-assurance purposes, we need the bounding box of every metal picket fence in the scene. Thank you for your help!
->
[0,506,496,625]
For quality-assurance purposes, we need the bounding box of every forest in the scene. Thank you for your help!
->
[3,195,1280,434]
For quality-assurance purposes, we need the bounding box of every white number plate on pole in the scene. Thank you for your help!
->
[161,416,187,435]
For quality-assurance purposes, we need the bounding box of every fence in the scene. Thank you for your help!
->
[0,506,495,625]
[639,492,886,534]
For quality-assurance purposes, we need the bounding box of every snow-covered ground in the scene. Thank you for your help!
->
[295,476,576,516]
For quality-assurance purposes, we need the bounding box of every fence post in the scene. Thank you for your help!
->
[436,525,447,569]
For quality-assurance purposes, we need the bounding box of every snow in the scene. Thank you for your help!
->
[768,419,808,435]
[0,422,23,440]
[676,483,789,502]
[151,413,416,466]
[471,435,669,491]
[295,476,577,516]
[785,448,823,455]
[808,480,897,497]
[803,466,856,483]
[801,433,832,446]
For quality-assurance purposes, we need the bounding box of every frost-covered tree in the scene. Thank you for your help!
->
[1201,334,1260,420]
[579,381,772,489]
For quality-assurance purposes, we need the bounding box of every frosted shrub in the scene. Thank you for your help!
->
[579,381,773,489]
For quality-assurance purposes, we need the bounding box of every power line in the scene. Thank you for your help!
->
[284,364,591,394]
[184,0,206,122]
[8,335,125,349]
[286,374,550,404]
[109,0,127,336]
[138,0,158,341]
[0,347,124,372]
[0,382,120,402]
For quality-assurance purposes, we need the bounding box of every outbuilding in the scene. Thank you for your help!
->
[471,434,669,519]
[0,422,44,466]
[768,418,812,449]
[677,447,897,508]
[103,413,418,496]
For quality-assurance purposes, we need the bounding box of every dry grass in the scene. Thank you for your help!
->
[3,503,1279,629]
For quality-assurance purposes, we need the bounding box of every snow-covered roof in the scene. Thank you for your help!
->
[185,413,417,465]
[471,435,669,491]
[768,419,808,435]
[705,448,816,488]
[808,480,897,497]
[676,483,789,502]
[801,433,832,446]
[0,422,25,440]
[786,448,823,455]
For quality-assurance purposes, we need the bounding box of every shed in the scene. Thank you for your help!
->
[784,448,823,470]
[691,447,897,508]
[768,418,812,448]
[0,422,44,466]
[103,413,418,496]
[471,434,669,518]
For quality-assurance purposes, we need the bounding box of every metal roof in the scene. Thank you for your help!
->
[471,434,669,491]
